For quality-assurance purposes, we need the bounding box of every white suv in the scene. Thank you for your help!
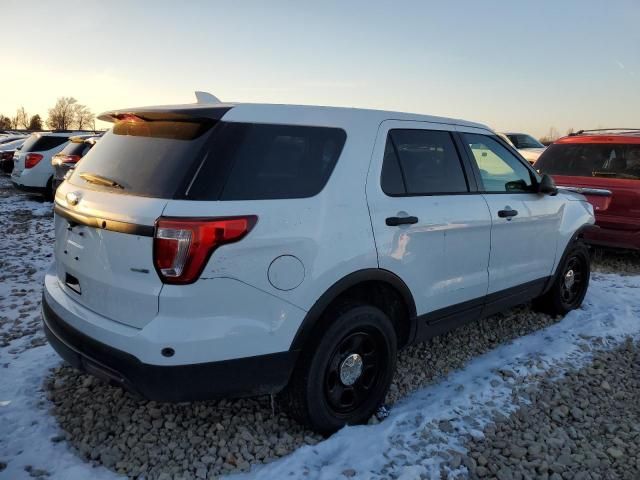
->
[12,131,89,199]
[43,99,595,433]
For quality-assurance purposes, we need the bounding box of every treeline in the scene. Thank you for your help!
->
[0,97,96,131]
[539,127,576,146]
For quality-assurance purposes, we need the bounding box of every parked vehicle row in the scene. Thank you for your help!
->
[0,137,27,174]
[51,135,100,191]
[9,130,101,199]
[42,94,595,434]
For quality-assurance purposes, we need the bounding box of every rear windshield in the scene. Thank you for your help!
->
[59,141,92,157]
[71,120,215,198]
[506,134,544,149]
[70,120,346,200]
[536,143,640,180]
[21,135,69,152]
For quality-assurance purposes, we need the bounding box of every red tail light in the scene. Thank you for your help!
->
[24,153,44,169]
[153,216,257,284]
[54,154,81,165]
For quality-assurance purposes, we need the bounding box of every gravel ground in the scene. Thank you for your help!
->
[592,248,640,276]
[2,173,640,480]
[0,178,53,350]
[457,338,640,480]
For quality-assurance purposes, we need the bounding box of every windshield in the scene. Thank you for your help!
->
[536,143,640,180]
[507,134,544,149]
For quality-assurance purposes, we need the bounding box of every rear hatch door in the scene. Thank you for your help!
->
[54,189,167,329]
[54,112,225,329]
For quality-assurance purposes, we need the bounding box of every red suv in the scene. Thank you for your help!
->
[535,129,640,250]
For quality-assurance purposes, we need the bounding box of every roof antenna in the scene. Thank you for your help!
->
[195,91,221,104]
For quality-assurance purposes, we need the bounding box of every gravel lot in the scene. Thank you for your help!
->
[1,174,639,480]
[459,338,640,480]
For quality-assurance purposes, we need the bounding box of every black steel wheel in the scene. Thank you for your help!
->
[324,328,388,415]
[533,241,590,316]
[279,303,397,434]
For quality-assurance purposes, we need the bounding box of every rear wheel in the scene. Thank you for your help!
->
[533,241,590,316]
[44,177,54,202]
[280,303,397,434]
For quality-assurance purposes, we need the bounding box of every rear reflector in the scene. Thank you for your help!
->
[25,153,44,169]
[153,216,257,284]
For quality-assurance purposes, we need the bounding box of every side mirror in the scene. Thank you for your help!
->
[538,174,558,195]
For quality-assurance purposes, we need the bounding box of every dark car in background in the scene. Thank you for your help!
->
[535,129,640,251]
[51,135,101,191]
[0,138,28,174]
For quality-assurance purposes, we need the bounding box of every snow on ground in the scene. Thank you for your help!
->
[234,273,640,480]
[1,174,639,479]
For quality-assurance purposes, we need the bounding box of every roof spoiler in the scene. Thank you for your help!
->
[98,91,226,123]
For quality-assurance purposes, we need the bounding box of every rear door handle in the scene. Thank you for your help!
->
[498,208,518,219]
[386,216,418,226]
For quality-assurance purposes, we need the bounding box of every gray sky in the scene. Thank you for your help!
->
[1,0,638,136]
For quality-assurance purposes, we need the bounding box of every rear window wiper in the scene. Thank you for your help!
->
[80,172,124,189]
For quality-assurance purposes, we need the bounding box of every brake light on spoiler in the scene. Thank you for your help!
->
[153,216,257,284]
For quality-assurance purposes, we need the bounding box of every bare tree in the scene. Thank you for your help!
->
[539,126,561,146]
[566,127,575,136]
[47,97,78,130]
[74,104,95,130]
[14,107,30,129]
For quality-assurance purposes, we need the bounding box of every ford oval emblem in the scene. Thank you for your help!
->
[66,191,81,206]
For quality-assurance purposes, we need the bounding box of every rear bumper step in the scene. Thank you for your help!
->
[42,294,297,401]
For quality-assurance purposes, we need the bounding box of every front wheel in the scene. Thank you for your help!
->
[280,303,397,434]
[533,241,590,316]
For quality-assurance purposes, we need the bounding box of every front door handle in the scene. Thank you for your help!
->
[386,216,418,226]
[498,208,518,219]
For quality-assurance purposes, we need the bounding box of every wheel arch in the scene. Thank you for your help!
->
[544,223,597,294]
[290,269,417,352]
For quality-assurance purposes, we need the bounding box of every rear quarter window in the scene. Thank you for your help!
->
[21,135,69,152]
[187,123,346,200]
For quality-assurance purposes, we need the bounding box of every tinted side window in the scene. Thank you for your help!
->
[381,129,468,195]
[189,123,346,201]
[463,133,534,193]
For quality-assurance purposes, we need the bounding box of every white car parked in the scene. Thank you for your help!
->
[43,96,595,433]
[12,132,87,199]
[501,132,547,164]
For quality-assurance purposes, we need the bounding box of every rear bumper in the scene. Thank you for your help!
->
[12,181,48,194]
[42,294,297,401]
[584,225,640,251]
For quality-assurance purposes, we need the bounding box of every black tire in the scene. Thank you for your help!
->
[533,241,590,316]
[279,303,397,435]
[44,177,54,202]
